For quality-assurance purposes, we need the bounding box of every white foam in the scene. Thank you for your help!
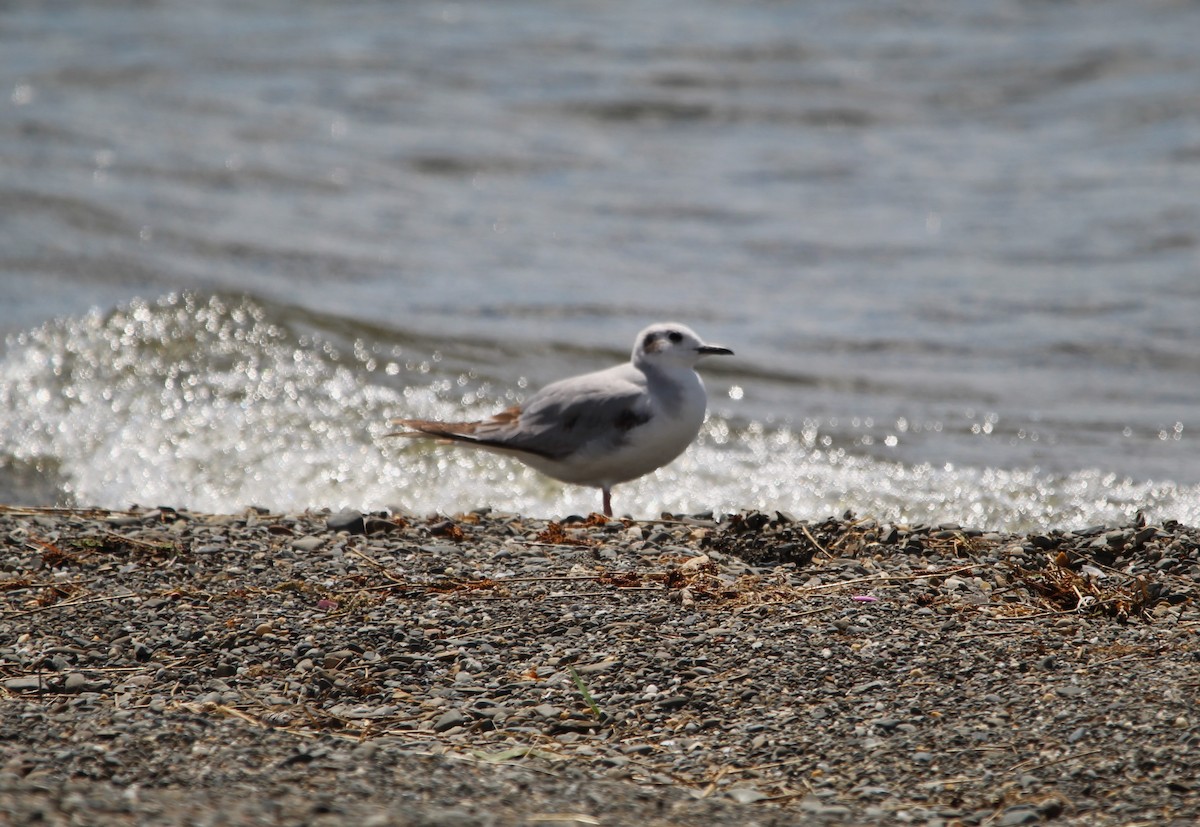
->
[2,293,1197,530]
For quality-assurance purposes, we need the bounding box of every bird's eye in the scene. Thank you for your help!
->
[667,331,683,344]
[643,333,657,349]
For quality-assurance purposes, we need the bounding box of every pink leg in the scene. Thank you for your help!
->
[602,488,612,518]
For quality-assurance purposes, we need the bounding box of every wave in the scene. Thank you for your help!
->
[1,292,1196,529]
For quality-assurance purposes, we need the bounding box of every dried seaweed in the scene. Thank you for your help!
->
[1008,561,1154,621]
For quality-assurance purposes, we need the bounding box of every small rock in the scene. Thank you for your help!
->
[63,672,87,694]
[326,509,365,534]
[363,516,401,534]
[433,710,468,733]
[1038,797,1066,818]
[291,536,324,553]
[996,805,1040,826]
[726,785,767,804]
[4,676,43,693]
[799,796,852,817]
[324,650,356,670]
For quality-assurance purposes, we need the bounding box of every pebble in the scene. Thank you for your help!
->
[5,676,44,693]
[2,506,1196,825]
[324,650,356,670]
[726,786,767,804]
[995,806,1040,826]
[432,710,468,732]
[291,536,324,552]
[326,509,366,534]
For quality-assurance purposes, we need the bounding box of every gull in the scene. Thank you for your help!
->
[387,322,733,517]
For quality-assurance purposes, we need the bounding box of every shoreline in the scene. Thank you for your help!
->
[2,504,1197,825]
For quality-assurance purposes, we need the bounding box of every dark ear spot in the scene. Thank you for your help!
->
[667,330,683,344]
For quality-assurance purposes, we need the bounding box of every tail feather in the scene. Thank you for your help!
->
[386,418,483,444]
[386,406,522,441]
[386,406,554,460]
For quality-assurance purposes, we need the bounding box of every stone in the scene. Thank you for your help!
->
[326,509,365,534]
[432,710,468,733]
[291,536,325,552]
[726,785,767,804]
[996,806,1040,826]
[4,677,44,693]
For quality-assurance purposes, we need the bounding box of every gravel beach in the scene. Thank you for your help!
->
[2,504,1197,826]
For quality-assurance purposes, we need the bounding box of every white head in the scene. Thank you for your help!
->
[631,322,734,369]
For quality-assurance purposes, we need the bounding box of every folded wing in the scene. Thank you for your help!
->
[389,368,650,461]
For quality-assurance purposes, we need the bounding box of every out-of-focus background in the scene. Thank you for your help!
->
[2,0,1198,528]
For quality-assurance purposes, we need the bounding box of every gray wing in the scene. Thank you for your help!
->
[478,368,651,460]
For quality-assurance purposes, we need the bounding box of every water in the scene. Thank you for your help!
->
[2,0,1199,529]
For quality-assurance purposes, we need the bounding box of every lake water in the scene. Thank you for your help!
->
[3,0,1198,530]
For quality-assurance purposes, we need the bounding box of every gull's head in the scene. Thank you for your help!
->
[632,322,734,368]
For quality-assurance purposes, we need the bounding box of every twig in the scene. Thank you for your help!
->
[723,756,813,775]
[212,703,269,728]
[454,590,649,601]
[492,575,605,583]
[346,546,408,585]
[978,610,1074,622]
[0,504,136,517]
[526,815,600,825]
[697,765,729,799]
[954,628,1040,639]
[1053,545,1139,579]
[800,523,832,559]
[794,565,979,594]
[916,775,985,788]
[742,605,836,620]
[1081,653,1150,670]
[103,530,176,553]
[0,581,79,595]
[450,748,566,778]
[2,591,138,618]
[1007,748,1105,773]
[761,788,813,804]
[617,754,701,787]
